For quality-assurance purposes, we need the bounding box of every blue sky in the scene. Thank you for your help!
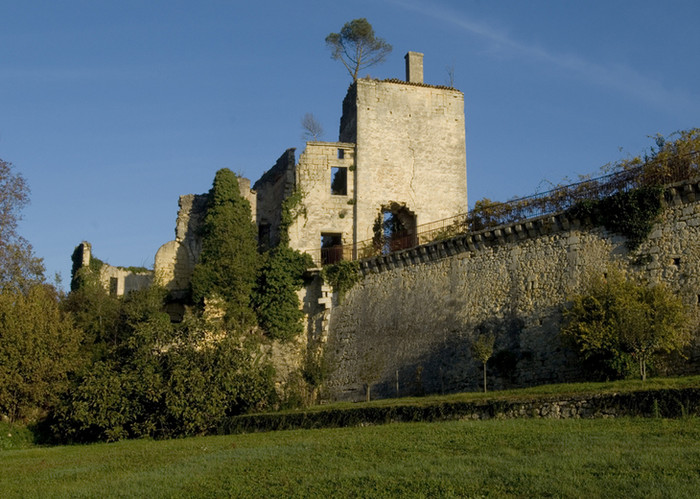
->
[1,0,699,286]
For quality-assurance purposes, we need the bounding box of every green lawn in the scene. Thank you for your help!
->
[3,417,700,498]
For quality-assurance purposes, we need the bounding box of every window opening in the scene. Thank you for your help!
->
[331,167,348,195]
[337,149,345,159]
[321,233,343,265]
[373,203,417,255]
[109,277,119,296]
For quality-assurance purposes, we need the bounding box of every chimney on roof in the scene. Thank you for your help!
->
[405,51,424,84]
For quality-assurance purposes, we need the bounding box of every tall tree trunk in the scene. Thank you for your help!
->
[483,362,487,393]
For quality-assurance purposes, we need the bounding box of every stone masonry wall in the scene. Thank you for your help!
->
[154,193,208,298]
[254,149,296,248]
[289,142,356,261]
[321,181,700,402]
[350,79,468,242]
[99,264,153,296]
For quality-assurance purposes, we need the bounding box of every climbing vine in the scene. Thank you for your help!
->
[321,260,361,300]
[278,189,307,246]
[569,185,663,250]
[190,168,260,329]
[70,243,104,291]
[254,246,313,342]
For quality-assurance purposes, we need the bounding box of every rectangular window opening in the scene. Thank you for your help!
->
[337,149,345,159]
[321,233,343,265]
[109,277,119,296]
[331,167,348,196]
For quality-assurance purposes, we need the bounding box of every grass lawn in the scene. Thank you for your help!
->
[3,417,700,498]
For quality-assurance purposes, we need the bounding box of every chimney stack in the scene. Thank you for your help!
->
[405,51,424,84]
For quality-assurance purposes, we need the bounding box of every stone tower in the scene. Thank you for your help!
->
[335,52,468,252]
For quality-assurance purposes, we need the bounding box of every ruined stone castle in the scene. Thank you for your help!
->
[76,52,700,401]
[83,51,468,299]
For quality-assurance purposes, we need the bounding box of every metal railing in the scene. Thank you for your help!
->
[304,150,700,266]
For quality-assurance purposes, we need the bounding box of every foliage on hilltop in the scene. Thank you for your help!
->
[51,286,276,443]
[0,284,84,423]
[326,18,392,81]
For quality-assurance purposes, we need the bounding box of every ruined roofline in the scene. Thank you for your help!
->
[341,77,462,102]
[303,140,355,148]
[252,148,296,191]
[377,77,462,92]
[347,77,462,93]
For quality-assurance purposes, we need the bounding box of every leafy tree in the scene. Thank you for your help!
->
[0,284,84,422]
[161,330,274,437]
[0,158,44,291]
[254,246,313,342]
[191,168,260,329]
[301,113,324,141]
[614,281,690,381]
[325,18,392,81]
[471,333,495,393]
[63,254,121,357]
[563,270,690,381]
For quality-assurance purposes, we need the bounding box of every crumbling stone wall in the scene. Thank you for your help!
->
[75,241,154,297]
[154,193,208,298]
[321,180,700,402]
[99,265,153,296]
[288,142,356,260]
[253,149,296,248]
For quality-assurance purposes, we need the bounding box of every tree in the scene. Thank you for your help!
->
[0,158,44,291]
[190,169,260,329]
[0,284,84,422]
[614,281,690,381]
[325,18,392,81]
[563,270,690,381]
[301,113,324,141]
[471,333,495,392]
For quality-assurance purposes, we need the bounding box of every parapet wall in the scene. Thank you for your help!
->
[322,180,700,401]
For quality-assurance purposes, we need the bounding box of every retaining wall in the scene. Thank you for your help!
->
[321,180,700,401]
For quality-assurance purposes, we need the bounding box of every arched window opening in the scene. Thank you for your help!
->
[373,203,417,255]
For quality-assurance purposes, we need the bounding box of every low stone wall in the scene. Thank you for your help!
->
[321,180,700,402]
[223,387,700,434]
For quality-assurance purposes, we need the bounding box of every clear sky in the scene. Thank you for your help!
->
[2,0,699,287]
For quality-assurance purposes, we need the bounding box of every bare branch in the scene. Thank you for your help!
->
[301,113,324,142]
